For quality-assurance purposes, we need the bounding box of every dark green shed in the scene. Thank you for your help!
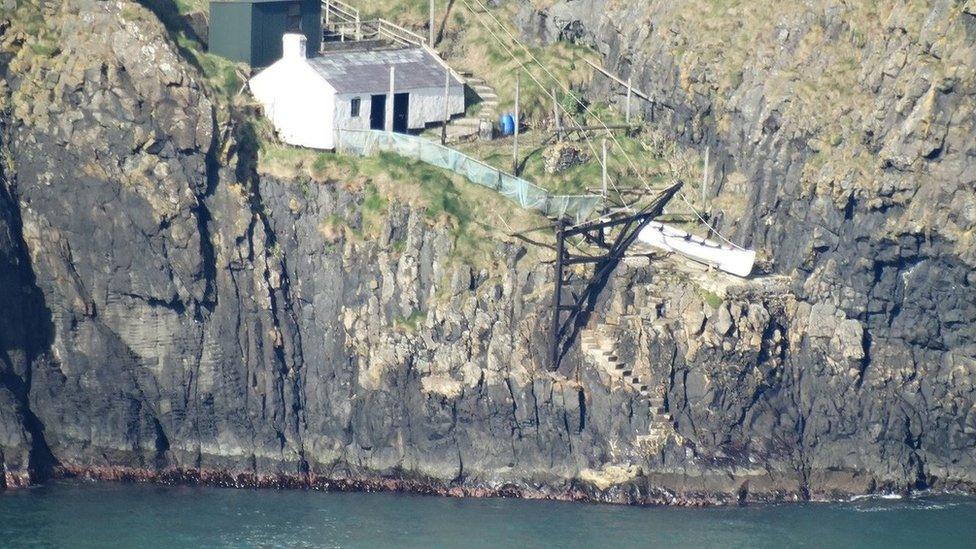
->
[209,0,321,67]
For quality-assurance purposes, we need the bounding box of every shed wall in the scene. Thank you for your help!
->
[251,0,321,67]
[209,2,253,64]
[210,0,322,67]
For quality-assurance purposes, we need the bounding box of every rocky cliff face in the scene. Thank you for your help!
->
[0,0,973,504]
[519,0,976,494]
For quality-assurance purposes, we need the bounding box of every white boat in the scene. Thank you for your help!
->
[637,221,756,277]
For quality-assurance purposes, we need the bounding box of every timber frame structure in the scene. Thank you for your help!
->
[549,183,682,370]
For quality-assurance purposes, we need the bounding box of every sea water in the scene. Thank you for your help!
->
[1,481,974,548]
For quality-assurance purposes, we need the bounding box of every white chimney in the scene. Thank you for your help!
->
[282,33,307,60]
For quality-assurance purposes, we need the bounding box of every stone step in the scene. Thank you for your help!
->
[451,118,482,127]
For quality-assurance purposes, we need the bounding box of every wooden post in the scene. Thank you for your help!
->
[387,66,395,133]
[552,87,561,140]
[702,145,710,203]
[355,13,361,41]
[441,67,450,145]
[325,0,331,26]
[601,138,608,201]
[429,0,435,47]
[625,76,632,124]
[550,220,565,369]
[513,73,520,174]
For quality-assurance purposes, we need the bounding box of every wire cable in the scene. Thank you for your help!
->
[454,0,627,204]
[462,0,744,249]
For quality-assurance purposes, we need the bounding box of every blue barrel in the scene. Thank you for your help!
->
[499,113,515,136]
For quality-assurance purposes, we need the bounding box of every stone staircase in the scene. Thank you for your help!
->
[580,318,673,438]
[445,71,499,142]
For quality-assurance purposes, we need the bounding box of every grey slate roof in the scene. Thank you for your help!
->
[308,47,464,95]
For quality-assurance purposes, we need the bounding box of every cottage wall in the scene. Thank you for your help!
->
[251,59,337,149]
[333,86,464,133]
[334,94,370,131]
[405,87,465,129]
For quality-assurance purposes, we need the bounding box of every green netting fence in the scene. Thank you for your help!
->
[335,129,602,224]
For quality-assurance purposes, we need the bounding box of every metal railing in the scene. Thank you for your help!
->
[322,0,426,47]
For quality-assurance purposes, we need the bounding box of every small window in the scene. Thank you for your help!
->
[350,97,361,117]
[287,4,302,32]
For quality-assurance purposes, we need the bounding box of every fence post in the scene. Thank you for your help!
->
[702,145,710,203]
[355,13,361,41]
[429,0,435,47]
[387,66,395,133]
[513,72,520,175]
[552,87,561,140]
[325,0,331,26]
[601,138,608,203]
[626,76,632,124]
[441,67,450,145]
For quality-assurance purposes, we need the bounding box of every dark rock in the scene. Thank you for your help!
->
[0,0,973,505]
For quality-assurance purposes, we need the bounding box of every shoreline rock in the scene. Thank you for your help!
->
[18,464,965,508]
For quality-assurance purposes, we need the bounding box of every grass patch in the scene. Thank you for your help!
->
[394,309,427,332]
[174,0,208,14]
[174,33,245,99]
[699,289,723,309]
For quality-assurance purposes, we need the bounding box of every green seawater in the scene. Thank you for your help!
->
[1,481,974,548]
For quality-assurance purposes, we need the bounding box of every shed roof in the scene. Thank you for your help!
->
[308,46,464,95]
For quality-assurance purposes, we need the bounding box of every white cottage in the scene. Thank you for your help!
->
[250,34,466,149]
